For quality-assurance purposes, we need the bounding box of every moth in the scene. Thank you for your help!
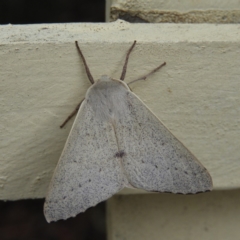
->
[44,41,213,222]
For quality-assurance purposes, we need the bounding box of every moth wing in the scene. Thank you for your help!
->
[44,99,125,222]
[116,89,213,194]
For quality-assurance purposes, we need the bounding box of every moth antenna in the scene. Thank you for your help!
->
[128,62,166,85]
[120,40,137,81]
[75,41,95,84]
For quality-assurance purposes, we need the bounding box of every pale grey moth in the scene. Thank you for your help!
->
[44,41,213,222]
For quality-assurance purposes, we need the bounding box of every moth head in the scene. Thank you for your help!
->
[99,75,112,82]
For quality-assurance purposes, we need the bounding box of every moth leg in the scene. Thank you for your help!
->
[128,62,166,85]
[120,41,137,81]
[75,41,95,85]
[60,99,84,128]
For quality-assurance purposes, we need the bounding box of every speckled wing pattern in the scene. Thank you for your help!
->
[114,84,213,194]
[44,85,128,222]
[44,76,212,222]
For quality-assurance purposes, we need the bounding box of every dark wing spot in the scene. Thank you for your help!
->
[115,150,126,158]
[127,102,133,110]
[175,167,178,170]
[89,179,91,182]
[155,165,158,168]
[184,171,188,175]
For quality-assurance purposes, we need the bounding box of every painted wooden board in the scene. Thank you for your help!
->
[0,21,240,199]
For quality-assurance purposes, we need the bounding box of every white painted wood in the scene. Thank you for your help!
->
[107,190,240,240]
[0,21,240,200]
[108,0,240,23]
